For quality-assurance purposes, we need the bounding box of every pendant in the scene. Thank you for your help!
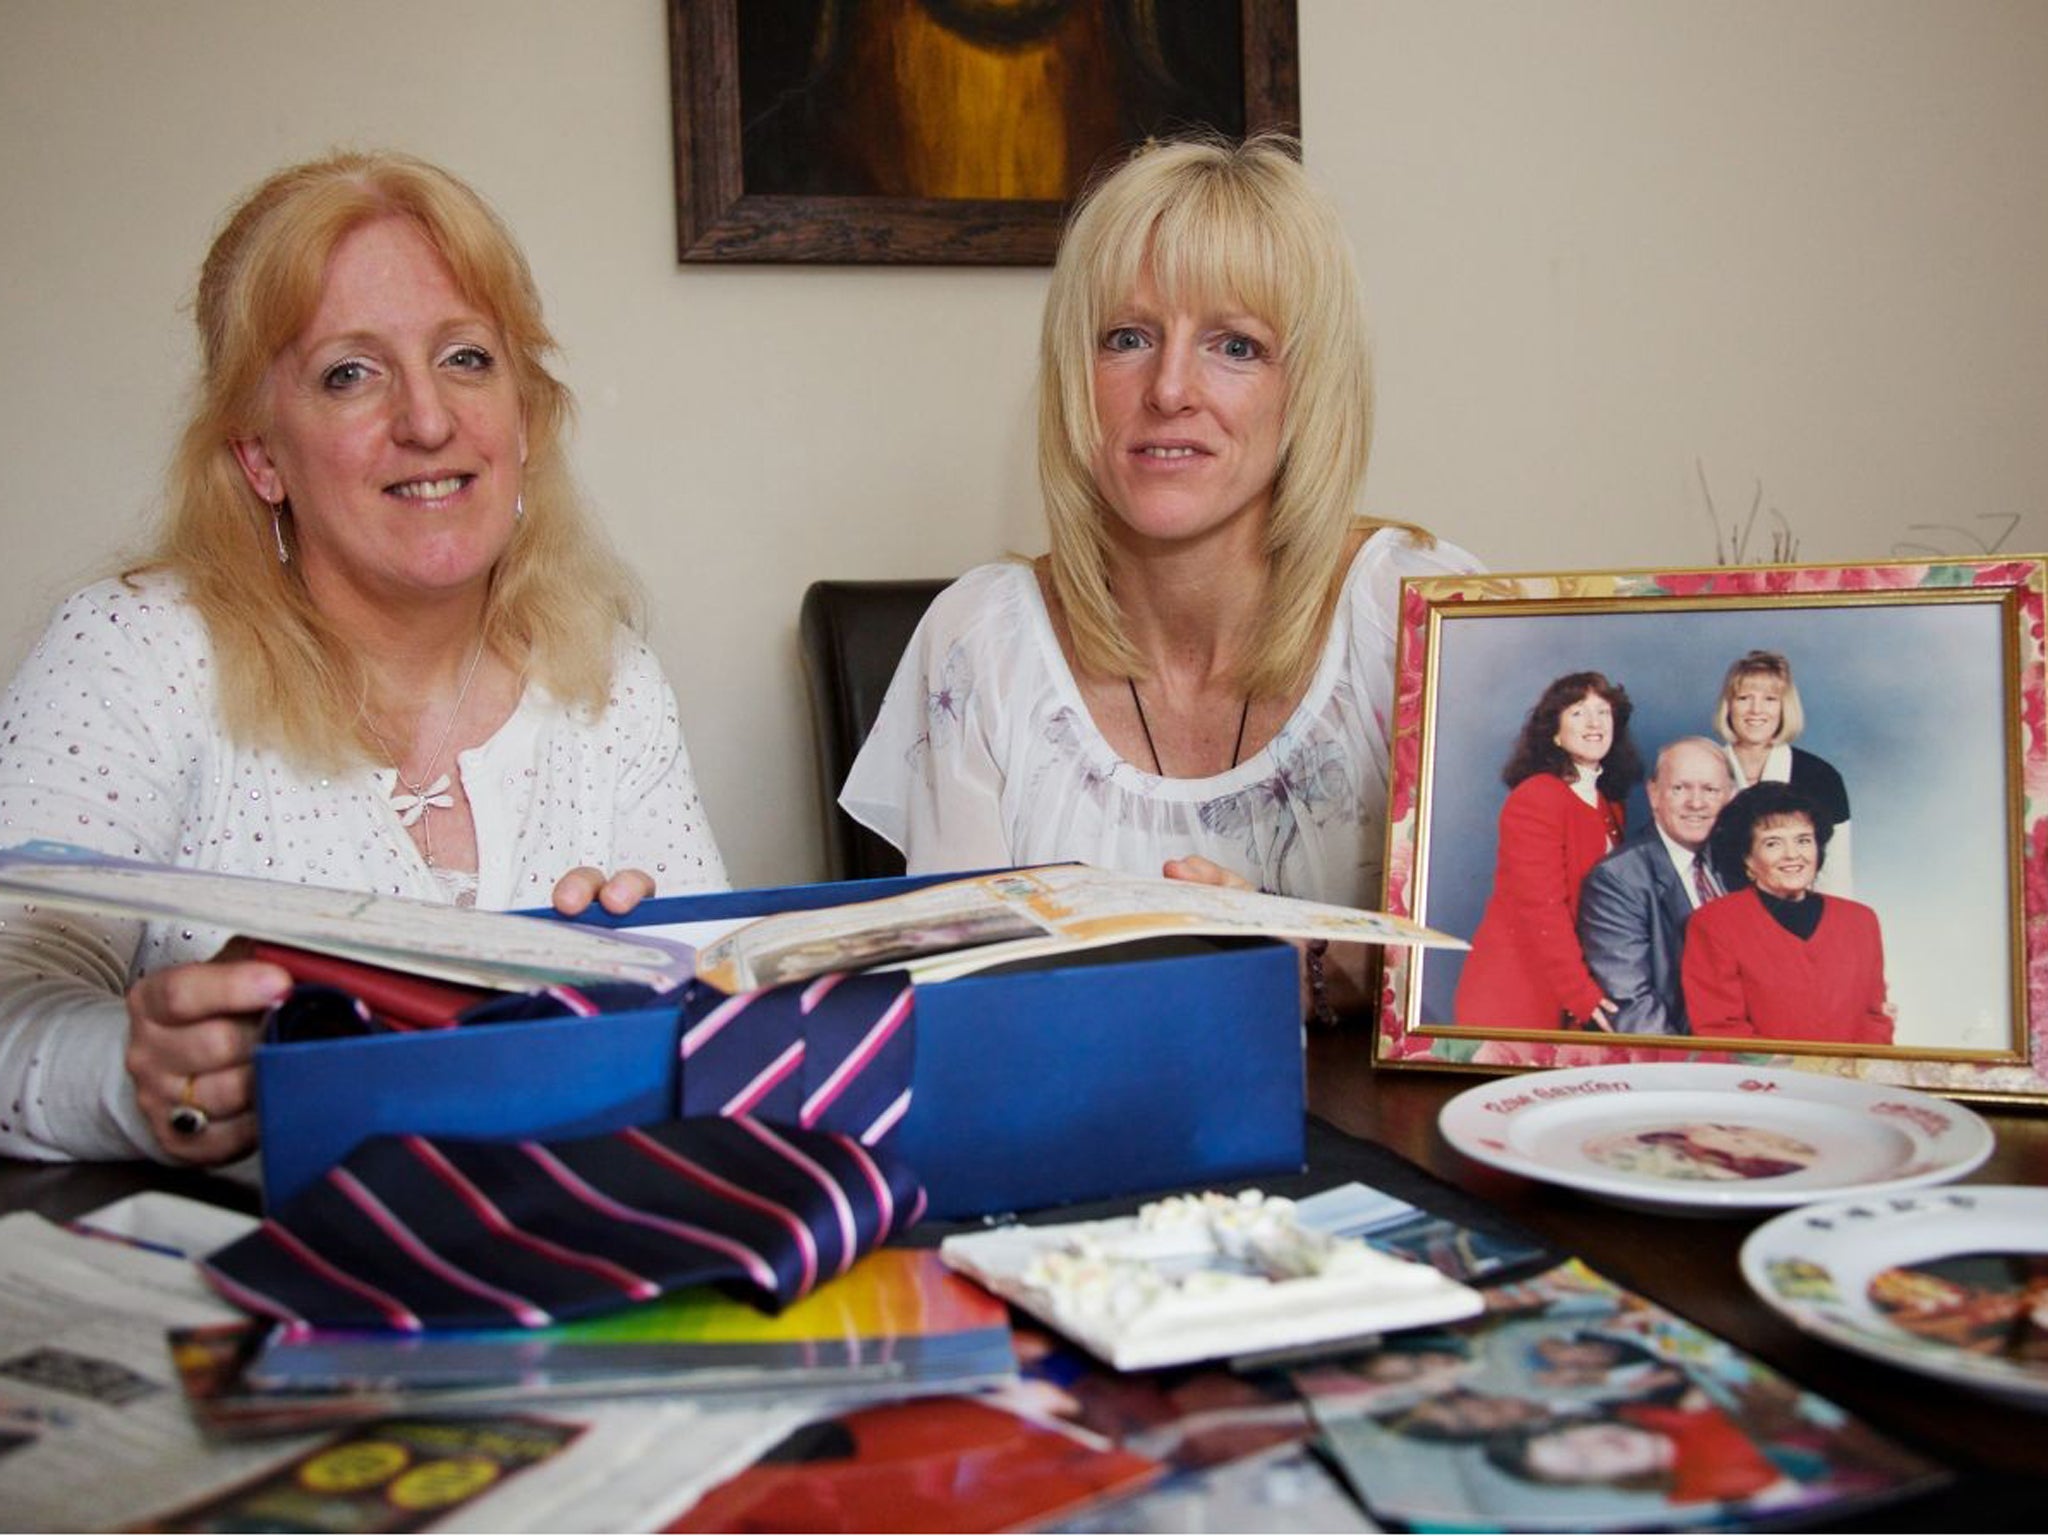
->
[390,773,455,827]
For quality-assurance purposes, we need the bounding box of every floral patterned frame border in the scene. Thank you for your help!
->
[1374,557,2048,1103]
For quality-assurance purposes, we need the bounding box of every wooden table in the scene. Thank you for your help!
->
[1307,1033,2048,1529]
[5,1044,2043,1530]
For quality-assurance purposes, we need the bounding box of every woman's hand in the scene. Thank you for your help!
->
[552,866,656,917]
[1161,855,1255,890]
[124,954,291,1164]
[1162,856,1374,1025]
[1581,996,1620,1031]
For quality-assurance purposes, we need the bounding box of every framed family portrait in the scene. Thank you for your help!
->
[1375,557,2048,1104]
[668,0,1300,264]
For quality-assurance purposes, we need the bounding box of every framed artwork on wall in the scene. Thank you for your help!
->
[1374,556,2048,1104]
[668,0,1300,264]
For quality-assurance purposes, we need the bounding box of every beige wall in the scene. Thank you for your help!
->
[3,1,2044,887]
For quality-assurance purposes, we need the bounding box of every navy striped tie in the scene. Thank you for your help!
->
[229,964,923,1329]
[678,972,915,1147]
[204,1115,925,1333]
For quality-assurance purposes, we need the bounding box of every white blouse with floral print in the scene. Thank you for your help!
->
[841,528,1482,906]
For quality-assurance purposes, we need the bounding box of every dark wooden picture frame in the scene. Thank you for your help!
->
[668,0,1300,265]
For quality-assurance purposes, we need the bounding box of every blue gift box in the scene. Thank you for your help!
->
[256,874,1306,1220]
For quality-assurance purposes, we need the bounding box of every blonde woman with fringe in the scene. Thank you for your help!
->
[0,151,724,1165]
[842,136,1479,1016]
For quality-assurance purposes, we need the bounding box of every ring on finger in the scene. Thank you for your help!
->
[169,1074,211,1138]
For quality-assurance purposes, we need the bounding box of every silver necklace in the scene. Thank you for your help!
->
[362,635,487,868]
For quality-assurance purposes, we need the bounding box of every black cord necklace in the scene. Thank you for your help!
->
[1127,677,1251,777]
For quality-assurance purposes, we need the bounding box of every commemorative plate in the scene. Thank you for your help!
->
[1437,1063,1992,1213]
[1741,1186,2048,1408]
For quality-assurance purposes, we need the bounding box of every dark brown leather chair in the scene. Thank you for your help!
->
[798,579,950,881]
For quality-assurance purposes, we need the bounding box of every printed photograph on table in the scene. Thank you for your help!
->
[1306,1258,1946,1532]
[1373,556,2048,1103]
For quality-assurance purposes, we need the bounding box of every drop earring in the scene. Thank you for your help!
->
[514,491,525,523]
[270,502,290,565]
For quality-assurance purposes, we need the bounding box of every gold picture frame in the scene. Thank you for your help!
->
[1375,557,2048,1104]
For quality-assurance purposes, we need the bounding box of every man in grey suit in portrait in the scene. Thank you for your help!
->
[1578,737,1734,1035]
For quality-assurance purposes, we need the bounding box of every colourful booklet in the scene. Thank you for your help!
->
[175,1251,1014,1438]
[142,1413,584,1532]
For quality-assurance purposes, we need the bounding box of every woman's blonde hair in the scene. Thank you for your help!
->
[136,148,640,767]
[1713,650,1807,745]
[1039,134,1425,697]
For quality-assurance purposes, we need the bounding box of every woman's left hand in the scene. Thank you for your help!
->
[125,949,291,1164]
[552,867,656,916]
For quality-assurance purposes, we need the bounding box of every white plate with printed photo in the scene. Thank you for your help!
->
[1741,1186,2048,1408]
[1438,1063,1992,1213]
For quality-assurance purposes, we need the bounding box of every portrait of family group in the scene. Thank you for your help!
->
[1377,559,2048,1097]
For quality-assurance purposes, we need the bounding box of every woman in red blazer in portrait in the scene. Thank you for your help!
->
[1682,782,1892,1046]
[1454,672,1640,1039]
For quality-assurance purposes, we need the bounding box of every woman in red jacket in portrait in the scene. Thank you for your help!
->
[1454,672,1640,1043]
[1682,782,1892,1046]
